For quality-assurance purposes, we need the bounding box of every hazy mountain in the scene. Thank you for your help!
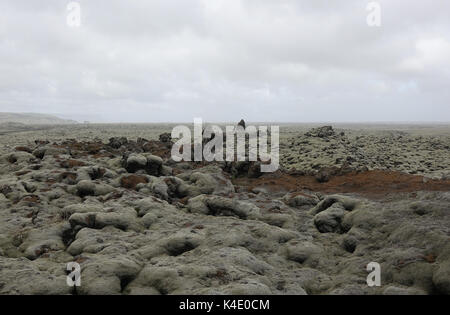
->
[0,113,77,125]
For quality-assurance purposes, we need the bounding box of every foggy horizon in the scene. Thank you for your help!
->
[2,110,450,124]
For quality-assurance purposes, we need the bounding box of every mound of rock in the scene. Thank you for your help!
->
[305,126,336,138]
[122,153,164,176]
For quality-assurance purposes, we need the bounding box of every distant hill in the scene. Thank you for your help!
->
[0,113,78,125]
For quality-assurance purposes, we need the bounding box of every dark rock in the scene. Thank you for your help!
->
[136,138,149,145]
[145,155,163,176]
[248,162,262,178]
[108,137,128,149]
[342,235,357,253]
[32,147,46,159]
[315,167,338,183]
[306,126,335,138]
[124,154,147,173]
[314,203,346,233]
[0,185,12,196]
[159,133,172,143]
[123,153,163,176]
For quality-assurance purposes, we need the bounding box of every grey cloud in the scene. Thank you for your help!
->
[0,0,449,122]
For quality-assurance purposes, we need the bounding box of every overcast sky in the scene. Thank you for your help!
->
[0,0,449,122]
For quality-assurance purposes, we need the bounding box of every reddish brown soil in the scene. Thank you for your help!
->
[21,195,40,203]
[142,140,173,159]
[60,159,86,168]
[14,146,32,153]
[232,170,450,199]
[33,139,450,200]
[120,174,149,190]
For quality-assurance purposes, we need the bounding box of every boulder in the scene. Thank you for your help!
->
[187,195,260,220]
[108,137,128,149]
[75,180,114,197]
[159,133,172,143]
[76,180,96,197]
[177,166,234,197]
[125,154,147,173]
[305,126,335,138]
[314,203,347,233]
[283,192,320,208]
[123,153,163,176]
[283,241,323,265]
[68,207,141,232]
